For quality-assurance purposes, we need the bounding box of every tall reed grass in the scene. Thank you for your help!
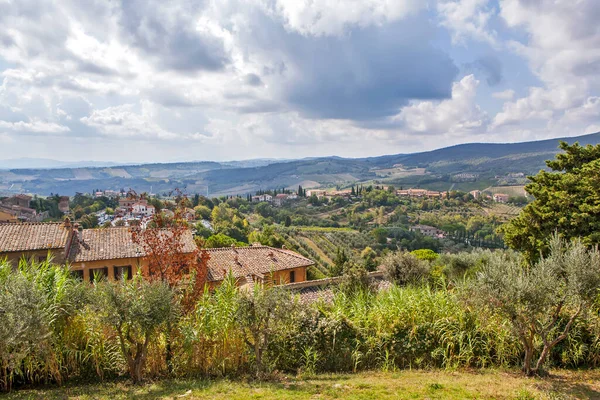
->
[1,256,599,391]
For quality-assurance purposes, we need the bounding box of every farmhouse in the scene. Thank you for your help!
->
[252,194,273,203]
[469,190,482,200]
[0,207,19,223]
[0,220,198,282]
[205,244,314,289]
[0,221,315,288]
[131,201,155,217]
[306,189,327,198]
[273,193,289,206]
[493,193,510,203]
[58,196,70,213]
[410,224,446,238]
[0,221,73,264]
[67,226,197,282]
[2,194,32,208]
[396,189,446,199]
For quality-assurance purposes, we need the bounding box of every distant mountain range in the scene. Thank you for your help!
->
[1,132,598,197]
[0,158,123,170]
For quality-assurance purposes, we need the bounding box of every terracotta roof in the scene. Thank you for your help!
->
[0,222,70,252]
[204,245,314,282]
[284,271,391,303]
[69,227,197,263]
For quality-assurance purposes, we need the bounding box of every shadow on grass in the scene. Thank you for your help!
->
[4,376,320,400]
[535,372,600,399]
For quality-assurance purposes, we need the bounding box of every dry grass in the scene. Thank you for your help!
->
[5,370,600,400]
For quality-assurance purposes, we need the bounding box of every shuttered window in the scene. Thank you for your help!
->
[114,265,133,281]
[89,267,108,283]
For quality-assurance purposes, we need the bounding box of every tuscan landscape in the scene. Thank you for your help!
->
[1,1,600,399]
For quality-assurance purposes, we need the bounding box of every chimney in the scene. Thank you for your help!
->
[63,217,72,230]
[281,245,286,250]
[73,223,83,242]
[231,243,236,252]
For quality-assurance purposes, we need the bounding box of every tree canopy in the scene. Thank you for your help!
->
[501,142,600,262]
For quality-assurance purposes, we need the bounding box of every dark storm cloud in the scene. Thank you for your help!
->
[118,0,229,72]
[466,55,503,86]
[244,73,264,87]
[242,12,459,120]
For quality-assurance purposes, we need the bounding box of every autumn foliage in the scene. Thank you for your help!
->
[130,191,209,310]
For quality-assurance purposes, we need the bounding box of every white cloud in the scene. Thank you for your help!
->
[438,0,497,45]
[491,85,584,129]
[270,0,425,36]
[492,89,514,100]
[0,119,70,134]
[490,0,600,135]
[80,104,178,140]
[392,75,488,135]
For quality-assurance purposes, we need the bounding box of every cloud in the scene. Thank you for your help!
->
[243,73,263,87]
[492,0,600,132]
[117,0,229,72]
[465,55,503,86]
[391,74,488,136]
[80,104,178,139]
[0,119,70,134]
[492,89,515,100]
[437,0,497,45]
[270,0,425,37]
[271,19,459,120]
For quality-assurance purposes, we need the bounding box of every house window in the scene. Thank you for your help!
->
[70,269,84,280]
[289,270,296,283]
[114,265,132,281]
[89,267,108,283]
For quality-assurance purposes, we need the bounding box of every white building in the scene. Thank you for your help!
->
[252,194,273,203]
[132,201,155,217]
[410,224,446,238]
[493,193,510,203]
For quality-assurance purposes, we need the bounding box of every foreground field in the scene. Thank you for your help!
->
[5,370,600,400]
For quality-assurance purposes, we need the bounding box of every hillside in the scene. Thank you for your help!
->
[2,132,598,196]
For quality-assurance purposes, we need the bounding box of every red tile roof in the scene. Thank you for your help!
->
[205,245,314,282]
[284,271,391,303]
[0,222,70,252]
[68,227,197,263]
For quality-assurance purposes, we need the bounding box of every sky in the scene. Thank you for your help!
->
[0,0,599,163]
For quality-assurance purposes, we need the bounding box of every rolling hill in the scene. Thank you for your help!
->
[1,132,598,197]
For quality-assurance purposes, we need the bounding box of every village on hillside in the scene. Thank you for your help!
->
[0,181,526,297]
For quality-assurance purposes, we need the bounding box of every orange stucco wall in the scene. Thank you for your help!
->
[208,266,308,289]
[1,249,66,265]
[271,266,307,284]
[70,257,148,281]
[0,211,18,223]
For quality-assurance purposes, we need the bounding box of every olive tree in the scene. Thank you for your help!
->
[0,272,50,391]
[237,284,295,376]
[381,251,430,286]
[94,277,175,383]
[473,236,600,376]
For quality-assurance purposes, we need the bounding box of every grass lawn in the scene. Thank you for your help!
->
[4,370,600,400]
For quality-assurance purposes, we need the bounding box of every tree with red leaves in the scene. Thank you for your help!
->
[130,190,210,373]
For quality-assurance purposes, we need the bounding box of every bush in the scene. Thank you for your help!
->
[381,252,430,286]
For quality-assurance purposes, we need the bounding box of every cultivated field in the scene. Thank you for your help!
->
[485,185,528,197]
